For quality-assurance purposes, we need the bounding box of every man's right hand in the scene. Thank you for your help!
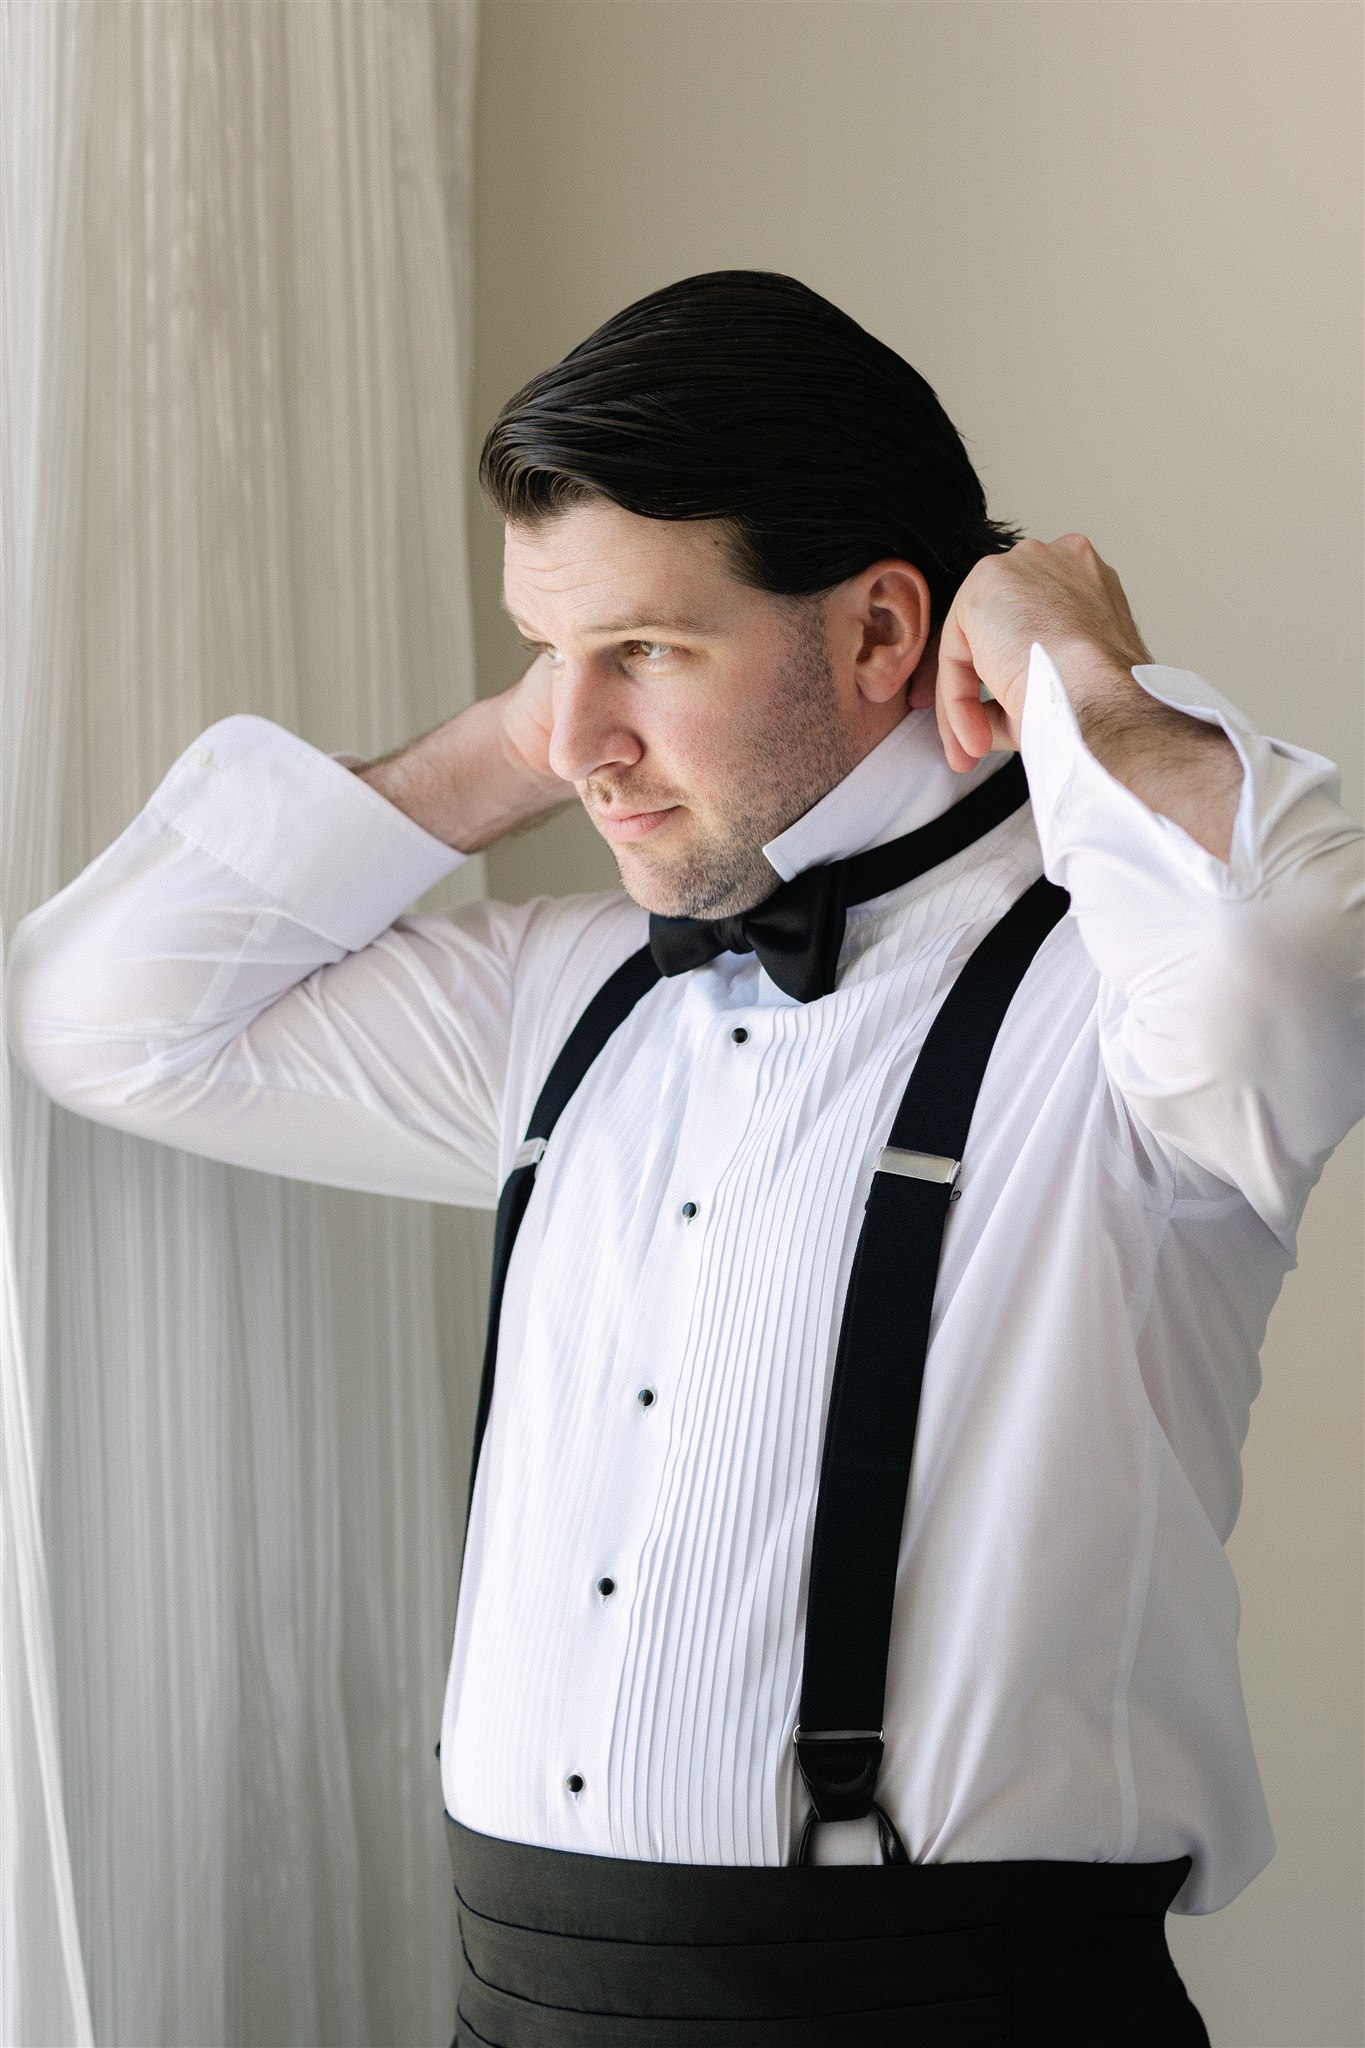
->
[497,651,563,790]
[355,654,574,853]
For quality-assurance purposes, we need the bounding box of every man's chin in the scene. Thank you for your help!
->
[610,840,778,923]
[610,847,688,919]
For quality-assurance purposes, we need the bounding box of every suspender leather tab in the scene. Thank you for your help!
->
[792,1727,884,1821]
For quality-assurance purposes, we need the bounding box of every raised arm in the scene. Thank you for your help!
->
[5,663,577,1207]
[922,535,1365,1245]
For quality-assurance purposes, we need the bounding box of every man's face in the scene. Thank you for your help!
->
[502,500,920,919]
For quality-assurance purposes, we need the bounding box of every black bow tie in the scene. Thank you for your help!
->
[647,755,1030,1003]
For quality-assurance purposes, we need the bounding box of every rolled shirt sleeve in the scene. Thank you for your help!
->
[5,714,514,1207]
[1020,641,1365,1247]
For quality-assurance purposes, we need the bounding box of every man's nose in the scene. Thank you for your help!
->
[546,660,643,785]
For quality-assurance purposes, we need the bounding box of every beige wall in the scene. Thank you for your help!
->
[469,5,1363,2041]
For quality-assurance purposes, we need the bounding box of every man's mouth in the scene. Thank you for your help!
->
[593,805,679,842]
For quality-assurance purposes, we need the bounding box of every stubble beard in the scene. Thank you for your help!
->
[600,603,867,920]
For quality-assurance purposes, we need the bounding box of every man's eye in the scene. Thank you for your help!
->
[629,642,674,663]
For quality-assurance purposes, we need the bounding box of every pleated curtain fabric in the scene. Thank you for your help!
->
[0,5,489,2041]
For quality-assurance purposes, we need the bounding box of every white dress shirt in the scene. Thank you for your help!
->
[7,645,1362,1913]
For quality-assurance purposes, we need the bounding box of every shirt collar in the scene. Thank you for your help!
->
[761,707,1013,883]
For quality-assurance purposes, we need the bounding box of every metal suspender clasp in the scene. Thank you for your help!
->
[874,1146,960,1185]
[513,1136,547,1171]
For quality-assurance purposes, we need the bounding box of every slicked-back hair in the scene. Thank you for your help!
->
[479,269,1023,631]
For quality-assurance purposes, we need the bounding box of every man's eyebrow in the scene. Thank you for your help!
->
[499,594,718,638]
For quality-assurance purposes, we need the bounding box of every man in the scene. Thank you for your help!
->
[8,270,1362,2045]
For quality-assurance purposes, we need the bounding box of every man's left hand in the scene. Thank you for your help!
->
[909,534,1153,773]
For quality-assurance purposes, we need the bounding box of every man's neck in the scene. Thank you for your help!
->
[762,707,1012,882]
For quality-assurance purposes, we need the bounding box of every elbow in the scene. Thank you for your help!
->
[4,915,130,1114]
[1170,868,1364,1180]
[1189,876,1359,1080]
[6,921,79,1106]
[1100,819,1364,1243]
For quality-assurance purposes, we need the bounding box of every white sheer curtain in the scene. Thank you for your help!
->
[0,4,492,2041]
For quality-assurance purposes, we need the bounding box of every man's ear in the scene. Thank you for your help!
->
[907,629,940,711]
[848,561,933,705]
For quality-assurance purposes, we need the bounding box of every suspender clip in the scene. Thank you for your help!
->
[874,1146,960,1185]
[513,1136,548,1171]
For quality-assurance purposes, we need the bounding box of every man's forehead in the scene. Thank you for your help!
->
[501,509,738,637]
[498,588,723,638]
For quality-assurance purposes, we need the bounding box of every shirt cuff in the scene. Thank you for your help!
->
[1018,641,1343,899]
[145,714,468,952]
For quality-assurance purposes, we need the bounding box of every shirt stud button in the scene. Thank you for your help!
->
[637,1387,656,1407]
[730,1026,748,1043]
[681,1201,698,1218]
[565,1772,585,1794]
[596,1576,616,1597]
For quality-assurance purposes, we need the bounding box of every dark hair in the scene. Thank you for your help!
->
[479,269,1022,632]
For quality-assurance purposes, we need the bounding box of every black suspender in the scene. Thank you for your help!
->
[464,942,663,1530]
[792,873,1069,1862]
[458,872,1070,1865]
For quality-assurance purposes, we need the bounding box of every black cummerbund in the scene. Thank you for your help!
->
[445,1813,1210,2047]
